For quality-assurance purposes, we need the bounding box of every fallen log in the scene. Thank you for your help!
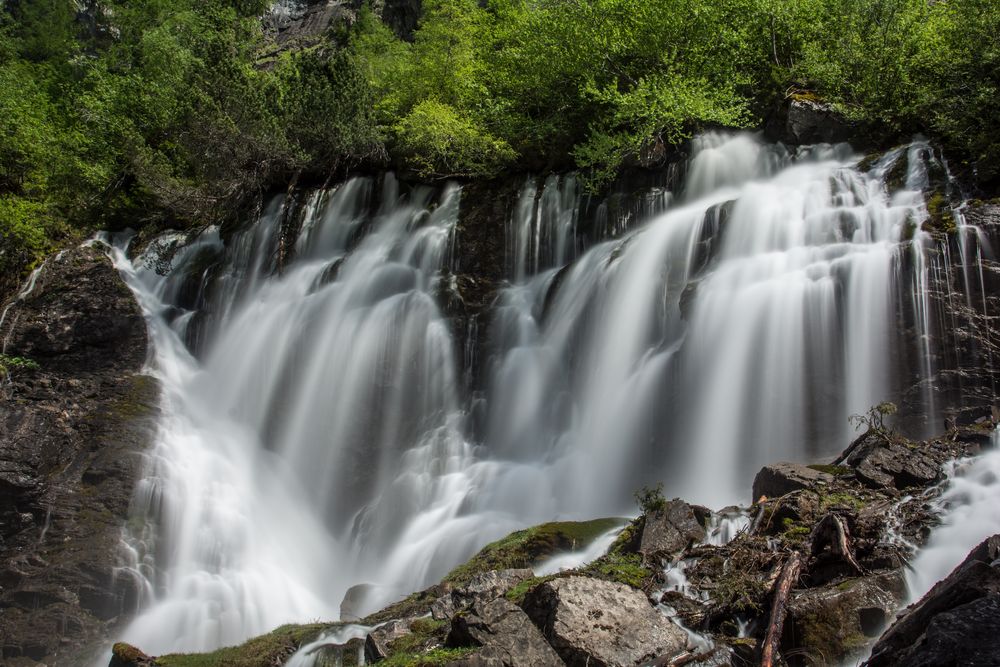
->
[761,551,802,667]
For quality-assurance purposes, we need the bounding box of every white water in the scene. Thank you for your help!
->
[906,429,1000,600]
[533,524,625,576]
[100,133,995,655]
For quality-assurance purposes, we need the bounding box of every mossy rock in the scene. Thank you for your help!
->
[441,518,623,588]
[923,191,957,235]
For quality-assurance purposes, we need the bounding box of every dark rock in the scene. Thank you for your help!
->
[0,246,156,666]
[752,462,834,502]
[365,618,412,663]
[522,575,687,666]
[432,568,535,621]
[783,98,855,145]
[784,571,906,666]
[446,598,565,666]
[639,499,706,558]
[843,434,942,490]
[866,535,1000,666]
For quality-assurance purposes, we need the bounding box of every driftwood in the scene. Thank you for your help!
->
[810,513,864,574]
[761,551,802,667]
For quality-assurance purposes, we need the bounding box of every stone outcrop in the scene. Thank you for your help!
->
[447,598,566,666]
[866,535,1000,667]
[841,433,943,490]
[432,568,535,621]
[752,462,835,501]
[638,499,706,558]
[522,576,687,666]
[0,245,156,666]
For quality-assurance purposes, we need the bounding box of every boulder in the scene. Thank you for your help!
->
[752,463,834,502]
[446,598,565,666]
[365,618,412,662]
[639,499,706,558]
[522,575,687,666]
[842,434,942,490]
[109,642,155,667]
[866,535,1000,666]
[784,571,906,666]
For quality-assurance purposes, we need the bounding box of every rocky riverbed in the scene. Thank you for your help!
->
[109,415,998,667]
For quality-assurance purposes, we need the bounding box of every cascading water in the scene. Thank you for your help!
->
[905,428,1000,601]
[108,177,539,654]
[102,132,995,656]
[484,133,956,513]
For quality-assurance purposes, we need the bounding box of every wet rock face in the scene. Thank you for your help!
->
[866,535,1000,667]
[522,576,687,667]
[0,246,156,666]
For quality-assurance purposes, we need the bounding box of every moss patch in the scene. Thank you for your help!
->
[379,647,476,667]
[577,551,652,589]
[442,518,622,588]
[154,623,331,667]
[924,191,957,234]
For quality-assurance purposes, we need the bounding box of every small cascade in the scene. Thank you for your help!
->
[284,625,373,667]
[703,509,751,547]
[905,428,1000,601]
[506,174,580,282]
[533,524,625,576]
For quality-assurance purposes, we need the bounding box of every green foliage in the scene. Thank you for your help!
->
[393,100,515,178]
[634,483,666,514]
[0,354,40,375]
[848,401,897,435]
[2,0,998,291]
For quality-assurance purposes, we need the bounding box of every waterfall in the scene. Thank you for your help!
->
[102,133,993,656]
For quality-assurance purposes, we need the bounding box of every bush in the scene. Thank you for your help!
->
[393,100,515,178]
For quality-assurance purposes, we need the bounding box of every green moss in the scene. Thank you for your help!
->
[154,623,331,667]
[442,518,623,588]
[608,516,642,555]
[819,492,865,512]
[386,617,449,656]
[378,647,476,667]
[578,552,652,589]
[807,464,851,476]
[924,191,957,234]
[505,574,556,605]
